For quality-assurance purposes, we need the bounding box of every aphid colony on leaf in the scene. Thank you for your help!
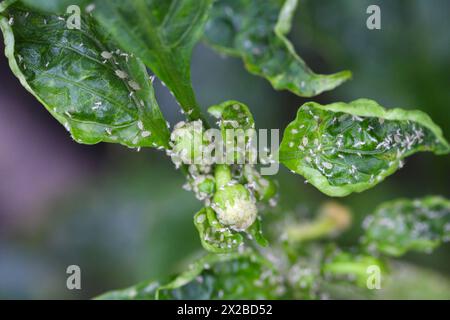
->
[282,104,439,186]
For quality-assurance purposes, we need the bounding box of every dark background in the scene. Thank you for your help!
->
[0,0,449,299]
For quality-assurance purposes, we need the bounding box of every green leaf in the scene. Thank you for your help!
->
[98,250,285,300]
[204,0,351,97]
[279,99,449,197]
[361,196,450,257]
[83,0,212,120]
[156,251,283,299]
[247,218,269,247]
[322,250,386,288]
[194,207,244,253]
[0,3,170,148]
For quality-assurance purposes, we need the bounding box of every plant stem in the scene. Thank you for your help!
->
[286,218,336,243]
[215,164,232,189]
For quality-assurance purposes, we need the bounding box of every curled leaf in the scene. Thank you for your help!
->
[204,0,351,97]
[362,196,450,257]
[0,3,169,148]
[194,207,244,253]
[279,99,449,196]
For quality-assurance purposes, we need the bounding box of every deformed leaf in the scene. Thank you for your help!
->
[98,250,285,300]
[204,0,351,97]
[0,3,170,148]
[361,196,450,257]
[194,207,244,253]
[82,0,213,119]
[279,99,449,197]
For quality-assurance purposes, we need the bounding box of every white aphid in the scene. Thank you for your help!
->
[128,80,141,91]
[101,51,113,59]
[115,70,128,79]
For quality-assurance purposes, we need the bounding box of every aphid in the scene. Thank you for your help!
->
[141,131,151,138]
[120,53,129,62]
[137,120,144,130]
[8,17,14,26]
[128,80,141,91]
[86,4,96,13]
[302,136,308,146]
[322,162,333,170]
[101,51,113,59]
[115,70,128,79]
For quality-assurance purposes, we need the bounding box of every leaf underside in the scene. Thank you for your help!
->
[362,196,450,257]
[1,3,170,148]
[204,0,351,97]
[279,99,449,197]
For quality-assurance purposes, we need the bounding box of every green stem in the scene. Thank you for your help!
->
[286,218,335,243]
[215,164,232,189]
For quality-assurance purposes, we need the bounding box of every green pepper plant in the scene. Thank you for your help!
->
[1,0,449,299]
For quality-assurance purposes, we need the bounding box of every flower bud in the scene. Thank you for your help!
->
[170,120,206,165]
[212,184,258,231]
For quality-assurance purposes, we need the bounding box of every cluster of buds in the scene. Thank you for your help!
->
[169,121,278,232]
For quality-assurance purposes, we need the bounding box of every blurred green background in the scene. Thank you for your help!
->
[0,0,449,299]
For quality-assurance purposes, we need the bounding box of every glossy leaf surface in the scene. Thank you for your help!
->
[280,99,449,196]
[204,0,351,97]
[1,3,170,148]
